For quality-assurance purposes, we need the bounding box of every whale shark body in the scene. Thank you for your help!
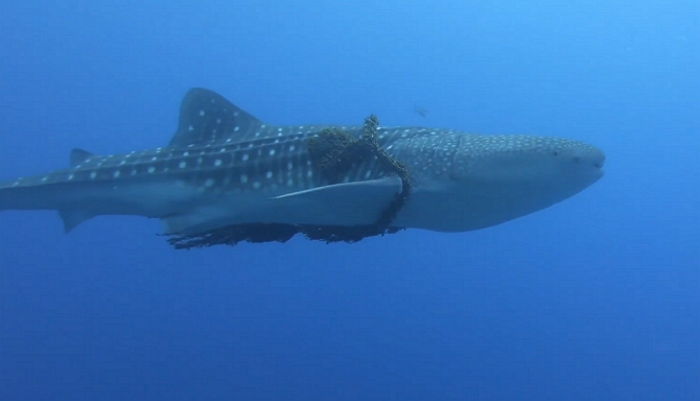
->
[0,88,605,247]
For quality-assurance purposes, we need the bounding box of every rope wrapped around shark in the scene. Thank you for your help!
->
[167,115,412,249]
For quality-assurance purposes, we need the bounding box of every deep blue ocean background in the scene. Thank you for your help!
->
[1,1,698,400]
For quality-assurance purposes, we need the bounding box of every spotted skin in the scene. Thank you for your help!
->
[0,88,605,237]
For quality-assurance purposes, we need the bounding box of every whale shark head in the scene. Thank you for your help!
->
[397,134,605,232]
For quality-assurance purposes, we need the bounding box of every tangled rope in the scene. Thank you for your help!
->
[168,115,411,249]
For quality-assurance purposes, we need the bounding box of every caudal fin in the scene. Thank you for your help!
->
[0,185,95,232]
[0,184,26,211]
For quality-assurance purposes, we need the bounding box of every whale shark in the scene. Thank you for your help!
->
[0,88,604,247]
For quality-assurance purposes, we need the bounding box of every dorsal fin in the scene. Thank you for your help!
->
[70,148,93,167]
[169,88,263,147]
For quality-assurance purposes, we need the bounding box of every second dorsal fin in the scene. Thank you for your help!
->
[70,148,93,167]
[169,88,263,147]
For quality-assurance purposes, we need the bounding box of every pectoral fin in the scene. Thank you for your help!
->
[273,176,403,225]
[162,177,403,235]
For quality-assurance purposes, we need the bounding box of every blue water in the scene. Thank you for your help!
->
[1,1,698,400]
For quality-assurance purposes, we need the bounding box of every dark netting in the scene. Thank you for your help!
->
[166,223,405,249]
[167,223,298,248]
[167,115,412,249]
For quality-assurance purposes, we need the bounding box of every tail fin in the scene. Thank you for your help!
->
[0,181,55,210]
[0,184,24,211]
[0,185,94,232]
